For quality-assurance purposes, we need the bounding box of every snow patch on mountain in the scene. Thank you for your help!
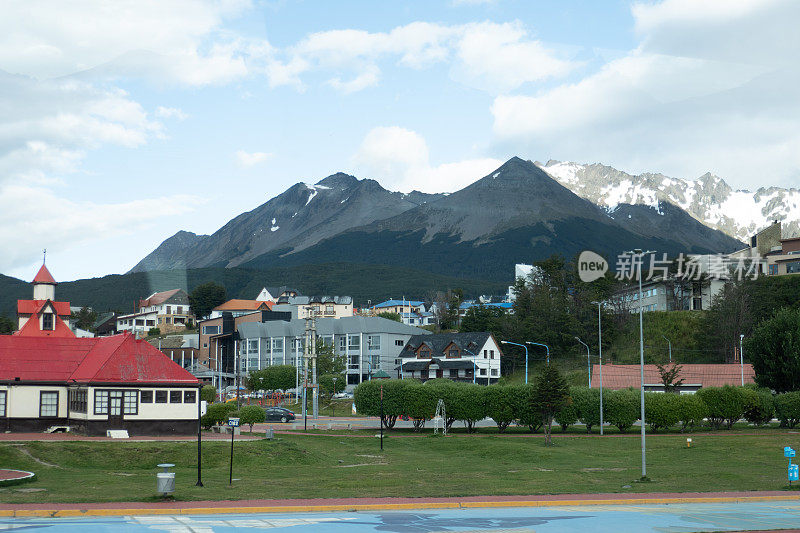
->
[537,160,800,241]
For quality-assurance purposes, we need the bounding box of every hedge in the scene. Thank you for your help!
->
[775,391,800,428]
[605,389,639,433]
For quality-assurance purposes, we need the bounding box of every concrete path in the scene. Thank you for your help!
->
[2,500,800,531]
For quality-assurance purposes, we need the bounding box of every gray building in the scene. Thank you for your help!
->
[237,316,430,388]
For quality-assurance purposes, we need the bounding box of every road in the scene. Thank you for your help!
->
[2,501,800,532]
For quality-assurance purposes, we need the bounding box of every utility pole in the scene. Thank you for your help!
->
[311,311,318,419]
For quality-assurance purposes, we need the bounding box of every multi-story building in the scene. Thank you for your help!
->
[236,316,430,389]
[116,289,194,336]
[208,299,272,319]
[397,332,503,385]
[273,296,354,319]
[370,299,424,315]
[613,276,727,312]
[765,236,800,276]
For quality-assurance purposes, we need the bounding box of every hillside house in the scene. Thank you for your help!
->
[398,332,503,384]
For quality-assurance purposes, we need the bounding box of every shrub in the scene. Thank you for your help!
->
[645,393,680,433]
[571,387,601,433]
[403,382,437,431]
[201,401,237,429]
[605,389,639,433]
[449,383,487,433]
[774,391,800,428]
[696,386,746,429]
[424,379,459,429]
[675,394,707,432]
[742,387,775,426]
[555,398,579,432]
[513,383,542,433]
[148,328,161,337]
[354,379,407,428]
[238,405,266,431]
[200,385,216,404]
[484,385,516,433]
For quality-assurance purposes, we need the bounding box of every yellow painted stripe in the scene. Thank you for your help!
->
[3,494,800,517]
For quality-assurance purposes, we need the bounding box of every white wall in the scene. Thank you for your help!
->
[1,385,67,418]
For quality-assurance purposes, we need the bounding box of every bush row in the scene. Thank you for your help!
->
[354,380,800,433]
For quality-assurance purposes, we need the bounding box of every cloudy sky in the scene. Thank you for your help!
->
[3,0,800,281]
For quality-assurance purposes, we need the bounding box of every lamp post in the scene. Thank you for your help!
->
[663,335,672,363]
[575,337,591,387]
[592,301,604,436]
[740,334,745,386]
[463,348,479,384]
[626,248,655,481]
[332,377,338,418]
[526,342,550,365]
[500,341,528,384]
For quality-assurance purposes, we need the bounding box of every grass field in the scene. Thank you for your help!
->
[1,429,799,504]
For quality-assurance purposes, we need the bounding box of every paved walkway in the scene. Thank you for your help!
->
[3,499,800,532]
[2,491,800,517]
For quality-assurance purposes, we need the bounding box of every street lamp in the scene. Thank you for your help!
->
[575,337,591,387]
[592,301,604,436]
[526,341,550,364]
[463,348,479,384]
[663,335,672,363]
[625,248,655,481]
[740,334,745,386]
[500,341,528,384]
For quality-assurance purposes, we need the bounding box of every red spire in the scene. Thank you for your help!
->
[33,264,56,284]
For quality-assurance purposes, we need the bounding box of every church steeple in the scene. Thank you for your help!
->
[32,262,56,301]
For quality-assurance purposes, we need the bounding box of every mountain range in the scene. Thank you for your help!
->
[132,157,744,280]
[537,160,800,242]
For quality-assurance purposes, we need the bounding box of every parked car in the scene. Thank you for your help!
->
[333,392,353,399]
[264,407,296,423]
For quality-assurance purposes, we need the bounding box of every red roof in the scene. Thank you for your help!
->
[17,300,71,316]
[32,264,56,284]
[14,300,75,338]
[213,299,273,312]
[0,333,199,384]
[591,363,755,389]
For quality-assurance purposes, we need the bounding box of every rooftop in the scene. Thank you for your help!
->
[591,363,755,389]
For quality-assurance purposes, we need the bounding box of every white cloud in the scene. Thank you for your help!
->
[352,126,501,193]
[235,150,272,167]
[490,0,800,189]
[0,183,204,275]
[452,0,496,4]
[277,20,575,94]
[155,106,188,120]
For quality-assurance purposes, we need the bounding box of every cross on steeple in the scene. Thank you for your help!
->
[43,248,46,265]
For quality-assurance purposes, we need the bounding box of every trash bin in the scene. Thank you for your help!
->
[157,472,175,495]
[265,428,274,440]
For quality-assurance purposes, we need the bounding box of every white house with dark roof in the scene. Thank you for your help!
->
[398,332,503,385]
[117,289,194,335]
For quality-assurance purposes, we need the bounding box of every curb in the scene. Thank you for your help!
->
[0,470,35,488]
[2,494,800,518]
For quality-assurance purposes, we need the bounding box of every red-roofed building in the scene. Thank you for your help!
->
[591,363,755,393]
[16,263,74,337]
[0,333,200,435]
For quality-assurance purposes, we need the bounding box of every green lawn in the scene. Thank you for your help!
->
[1,430,799,504]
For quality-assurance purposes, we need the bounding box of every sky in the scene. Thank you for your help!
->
[2,0,800,281]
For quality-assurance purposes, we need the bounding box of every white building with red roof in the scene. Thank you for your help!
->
[1,265,200,435]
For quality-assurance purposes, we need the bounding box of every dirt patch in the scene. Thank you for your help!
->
[582,467,626,472]
[7,445,61,468]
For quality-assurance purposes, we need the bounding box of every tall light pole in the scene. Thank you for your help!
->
[740,334,745,386]
[593,301,604,436]
[526,341,550,365]
[463,348,479,384]
[575,337,591,387]
[500,341,528,384]
[626,248,655,481]
[662,335,672,363]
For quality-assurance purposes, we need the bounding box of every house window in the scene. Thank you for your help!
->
[123,390,138,415]
[40,391,59,417]
[0,390,6,417]
[395,339,404,346]
[491,369,498,376]
[170,391,182,403]
[448,348,460,358]
[202,325,220,335]
[141,390,153,403]
[184,390,197,403]
[367,335,381,350]
[155,390,168,403]
[449,369,459,378]
[177,306,183,314]
[338,336,347,352]
[347,334,360,351]
[166,306,172,314]
[418,348,431,359]
[769,264,779,275]
[490,350,495,359]
[248,340,259,354]
[69,389,87,413]
[483,350,487,357]
[325,304,334,314]
[272,338,284,354]
[480,368,487,375]
[135,319,145,326]
[42,312,54,330]
[787,261,800,274]
[146,320,155,327]
[94,390,109,414]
